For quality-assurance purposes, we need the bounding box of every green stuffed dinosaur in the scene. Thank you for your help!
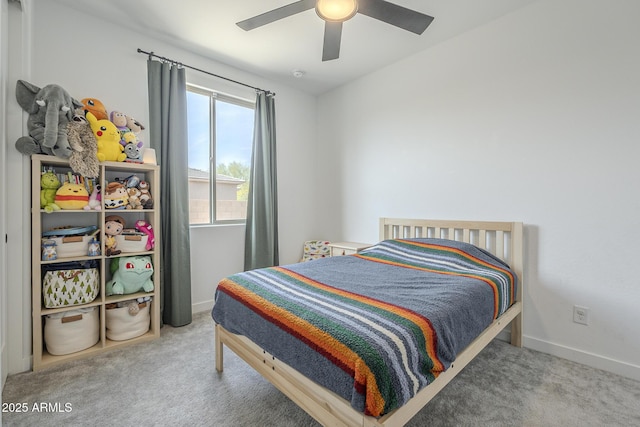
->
[40,171,61,213]
[106,256,154,296]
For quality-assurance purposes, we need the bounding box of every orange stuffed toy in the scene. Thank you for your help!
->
[81,98,108,121]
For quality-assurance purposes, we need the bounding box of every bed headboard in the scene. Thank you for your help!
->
[379,218,524,302]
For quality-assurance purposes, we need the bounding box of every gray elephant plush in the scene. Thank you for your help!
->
[15,80,83,158]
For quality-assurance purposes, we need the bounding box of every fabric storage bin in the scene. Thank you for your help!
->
[106,300,150,341]
[301,240,331,262]
[42,260,99,308]
[115,234,149,253]
[44,307,99,355]
[49,235,93,258]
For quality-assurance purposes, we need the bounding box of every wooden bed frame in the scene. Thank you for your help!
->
[215,218,524,427]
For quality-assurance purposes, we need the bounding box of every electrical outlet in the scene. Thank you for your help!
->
[573,305,589,325]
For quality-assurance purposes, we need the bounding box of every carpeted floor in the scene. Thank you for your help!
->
[3,312,640,427]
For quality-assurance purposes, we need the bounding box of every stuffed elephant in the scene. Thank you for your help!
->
[14,80,82,158]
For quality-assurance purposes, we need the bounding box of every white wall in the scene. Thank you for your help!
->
[5,0,319,374]
[4,0,32,376]
[317,0,640,381]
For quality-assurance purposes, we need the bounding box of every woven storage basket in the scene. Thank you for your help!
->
[44,307,99,355]
[42,261,99,308]
[106,301,150,341]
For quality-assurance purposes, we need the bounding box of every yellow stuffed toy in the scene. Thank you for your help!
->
[86,111,126,162]
[54,182,89,210]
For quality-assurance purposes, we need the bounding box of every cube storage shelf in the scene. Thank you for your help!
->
[31,154,161,370]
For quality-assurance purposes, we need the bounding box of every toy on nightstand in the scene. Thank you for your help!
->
[106,255,154,296]
[105,215,125,256]
[40,170,61,213]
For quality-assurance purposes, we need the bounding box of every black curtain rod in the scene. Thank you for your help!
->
[137,48,275,96]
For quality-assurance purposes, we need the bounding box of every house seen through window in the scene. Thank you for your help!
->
[187,86,254,224]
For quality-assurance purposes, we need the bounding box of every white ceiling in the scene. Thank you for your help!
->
[50,0,538,94]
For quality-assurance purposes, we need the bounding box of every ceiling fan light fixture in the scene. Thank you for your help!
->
[315,0,358,23]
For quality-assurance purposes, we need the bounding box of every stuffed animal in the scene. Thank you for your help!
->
[138,180,153,209]
[14,80,82,158]
[122,133,144,162]
[81,98,108,121]
[135,220,155,250]
[40,171,61,213]
[110,111,129,133]
[126,187,143,210]
[67,111,99,178]
[104,214,125,256]
[86,111,126,162]
[103,181,129,209]
[84,184,101,211]
[125,114,145,135]
[54,182,89,210]
[106,255,154,296]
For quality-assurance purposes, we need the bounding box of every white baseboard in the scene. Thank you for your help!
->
[524,336,640,382]
[494,330,639,382]
[192,299,214,315]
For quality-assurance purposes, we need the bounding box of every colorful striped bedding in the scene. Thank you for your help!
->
[212,238,517,417]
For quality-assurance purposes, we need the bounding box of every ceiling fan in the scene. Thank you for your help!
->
[236,0,434,61]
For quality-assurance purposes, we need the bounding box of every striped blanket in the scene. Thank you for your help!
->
[212,238,517,417]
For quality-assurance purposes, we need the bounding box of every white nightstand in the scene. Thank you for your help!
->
[328,242,372,257]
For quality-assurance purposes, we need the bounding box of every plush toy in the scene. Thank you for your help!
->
[84,184,101,211]
[104,214,125,256]
[81,98,108,121]
[67,111,99,178]
[122,133,144,162]
[138,180,153,209]
[14,80,82,158]
[40,171,61,213]
[110,111,128,133]
[125,114,145,134]
[119,174,140,189]
[135,220,155,250]
[103,181,129,209]
[54,182,89,210]
[86,111,126,162]
[126,187,143,210]
[106,255,154,296]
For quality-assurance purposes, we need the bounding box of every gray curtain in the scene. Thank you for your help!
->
[147,59,192,327]
[244,91,279,270]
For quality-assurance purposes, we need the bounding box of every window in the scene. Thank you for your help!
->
[187,86,255,225]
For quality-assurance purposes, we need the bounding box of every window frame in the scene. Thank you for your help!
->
[187,84,255,226]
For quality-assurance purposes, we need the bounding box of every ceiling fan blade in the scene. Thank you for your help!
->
[322,21,343,61]
[237,0,316,31]
[357,0,434,35]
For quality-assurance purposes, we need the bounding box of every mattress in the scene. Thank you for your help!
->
[212,238,517,417]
